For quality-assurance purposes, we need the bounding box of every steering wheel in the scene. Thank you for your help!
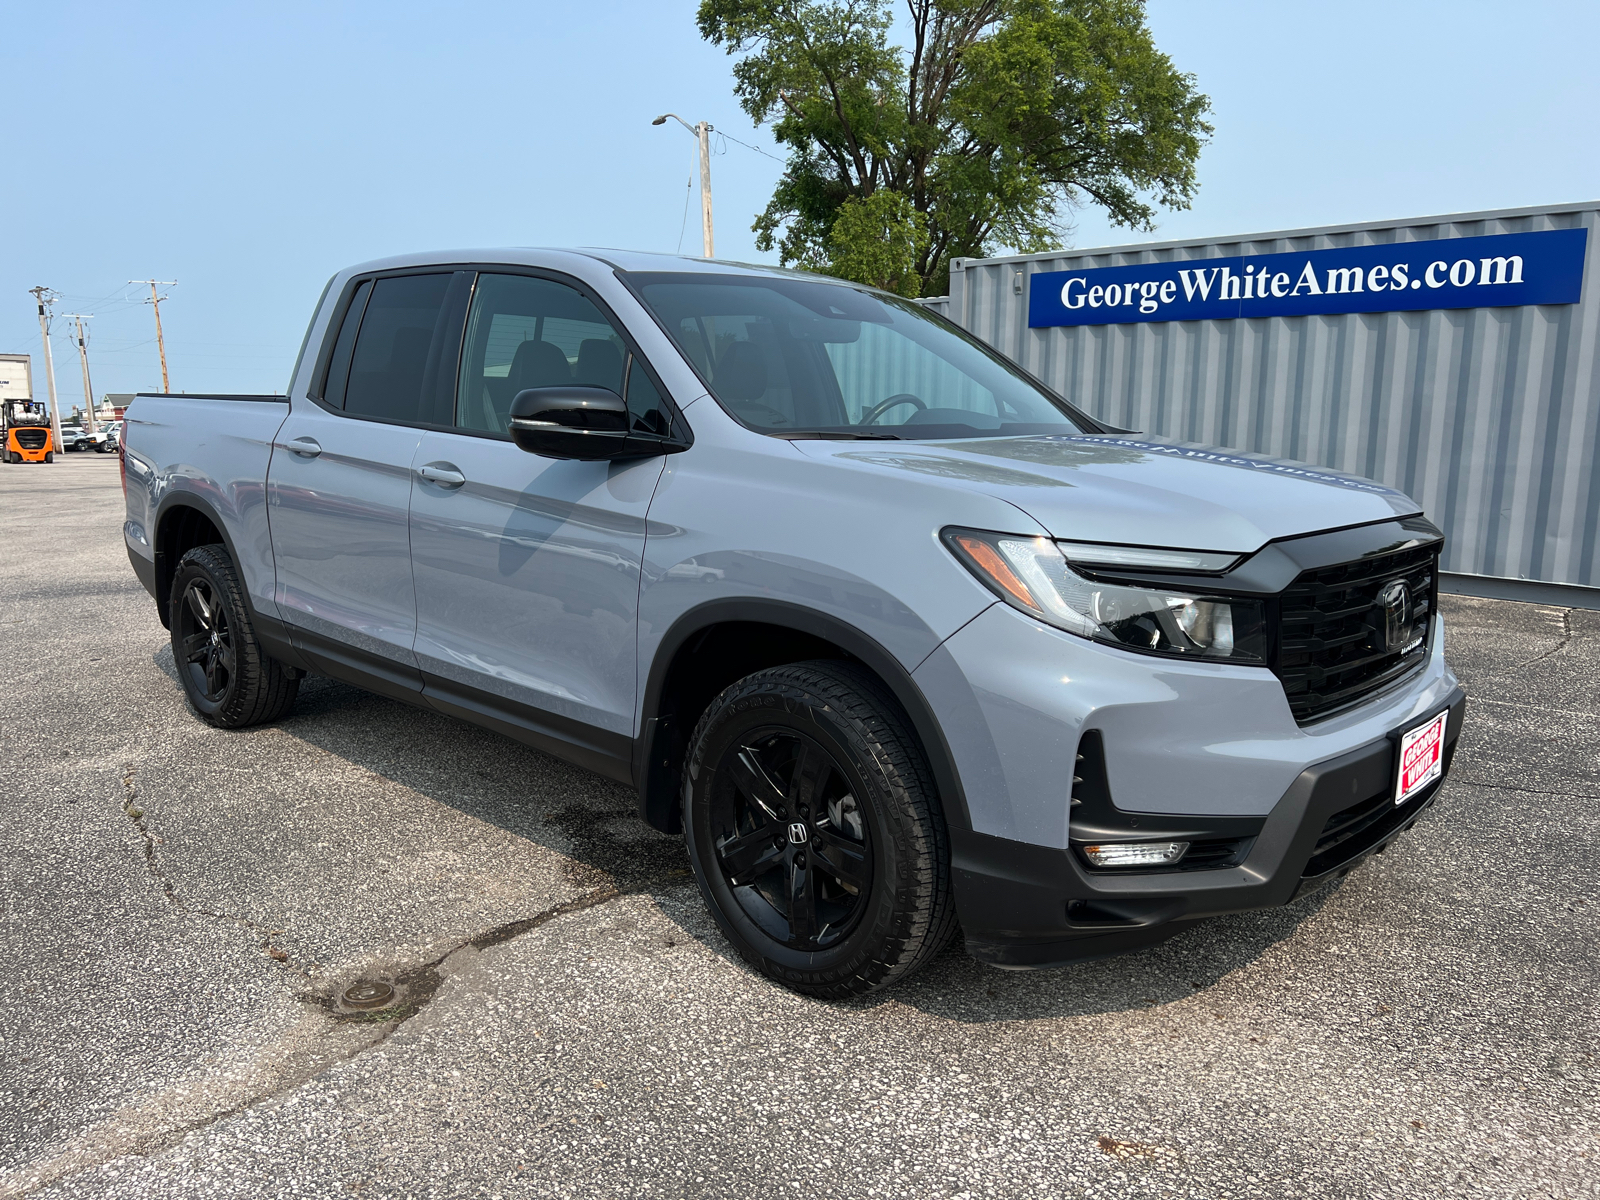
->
[859,393,926,426]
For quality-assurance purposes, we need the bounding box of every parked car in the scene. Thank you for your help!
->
[87,422,121,453]
[58,425,89,451]
[120,250,1465,998]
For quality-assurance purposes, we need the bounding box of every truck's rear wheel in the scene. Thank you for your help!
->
[170,544,299,728]
[682,661,956,999]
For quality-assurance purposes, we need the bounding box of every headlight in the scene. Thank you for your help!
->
[942,528,1267,662]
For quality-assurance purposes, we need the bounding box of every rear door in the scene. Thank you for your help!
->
[266,270,471,698]
[407,270,675,778]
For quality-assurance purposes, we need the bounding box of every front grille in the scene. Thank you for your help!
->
[14,428,47,450]
[1273,543,1438,723]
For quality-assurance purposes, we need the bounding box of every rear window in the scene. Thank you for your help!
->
[344,274,454,424]
[321,272,472,426]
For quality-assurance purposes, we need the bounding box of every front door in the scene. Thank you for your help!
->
[407,271,675,778]
[267,270,471,697]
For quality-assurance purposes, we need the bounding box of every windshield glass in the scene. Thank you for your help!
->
[626,272,1097,440]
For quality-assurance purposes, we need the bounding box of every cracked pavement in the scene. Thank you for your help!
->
[2,455,1596,1199]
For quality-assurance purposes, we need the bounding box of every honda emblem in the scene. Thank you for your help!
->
[1377,580,1410,652]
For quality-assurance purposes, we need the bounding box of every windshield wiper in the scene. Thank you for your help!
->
[775,429,902,441]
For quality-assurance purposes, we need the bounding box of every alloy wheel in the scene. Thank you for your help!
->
[178,578,236,703]
[710,728,873,950]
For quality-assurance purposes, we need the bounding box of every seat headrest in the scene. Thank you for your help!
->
[715,340,767,402]
[575,339,624,390]
[508,340,572,391]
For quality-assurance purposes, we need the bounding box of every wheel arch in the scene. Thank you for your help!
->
[152,493,236,629]
[635,599,971,837]
[152,490,311,670]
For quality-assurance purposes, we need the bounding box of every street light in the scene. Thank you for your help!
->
[653,113,714,258]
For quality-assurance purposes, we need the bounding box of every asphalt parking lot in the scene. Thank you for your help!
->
[1,454,1595,1200]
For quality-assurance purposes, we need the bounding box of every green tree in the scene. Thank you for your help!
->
[698,0,1212,296]
[827,191,930,295]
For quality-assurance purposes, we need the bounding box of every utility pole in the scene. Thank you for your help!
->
[130,279,176,392]
[65,314,98,434]
[652,114,714,257]
[28,286,64,460]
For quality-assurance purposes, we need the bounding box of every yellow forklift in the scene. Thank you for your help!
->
[3,399,54,463]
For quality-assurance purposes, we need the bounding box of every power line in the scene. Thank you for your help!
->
[716,130,786,163]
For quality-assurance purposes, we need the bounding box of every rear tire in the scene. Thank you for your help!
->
[43,451,53,463]
[683,660,956,999]
[170,544,299,728]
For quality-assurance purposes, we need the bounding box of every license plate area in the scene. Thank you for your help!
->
[1395,711,1447,805]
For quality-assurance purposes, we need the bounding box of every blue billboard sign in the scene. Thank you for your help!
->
[1027,228,1587,328]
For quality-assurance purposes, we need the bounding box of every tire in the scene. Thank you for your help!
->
[169,544,299,728]
[43,451,53,463]
[683,660,956,999]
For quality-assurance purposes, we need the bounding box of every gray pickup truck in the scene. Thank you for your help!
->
[121,249,1465,997]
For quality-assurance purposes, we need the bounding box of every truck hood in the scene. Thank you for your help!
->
[814,434,1422,551]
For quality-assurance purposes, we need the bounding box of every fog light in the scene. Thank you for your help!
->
[1082,841,1189,867]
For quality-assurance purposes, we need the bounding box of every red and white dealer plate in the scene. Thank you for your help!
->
[1395,711,1447,805]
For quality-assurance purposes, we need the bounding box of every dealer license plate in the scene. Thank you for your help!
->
[1395,712,1447,805]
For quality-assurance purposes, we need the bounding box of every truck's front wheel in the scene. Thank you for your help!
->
[169,544,299,728]
[683,661,956,999]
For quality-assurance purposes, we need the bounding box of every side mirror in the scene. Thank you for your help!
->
[508,387,630,460]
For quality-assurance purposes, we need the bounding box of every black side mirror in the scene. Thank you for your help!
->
[508,387,630,460]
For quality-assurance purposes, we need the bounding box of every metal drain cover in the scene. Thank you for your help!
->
[342,981,395,1010]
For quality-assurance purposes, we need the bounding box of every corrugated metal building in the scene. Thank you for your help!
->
[934,201,1600,606]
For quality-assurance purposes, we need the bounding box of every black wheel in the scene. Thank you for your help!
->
[43,451,53,463]
[683,661,956,998]
[170,544,299,728]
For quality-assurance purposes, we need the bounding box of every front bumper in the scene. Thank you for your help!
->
[953,687,1465,967]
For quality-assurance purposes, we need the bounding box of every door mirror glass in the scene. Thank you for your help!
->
[509,387,630,459]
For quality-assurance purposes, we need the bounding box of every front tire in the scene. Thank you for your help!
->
[683,661,956,999]
[170,544,299,728]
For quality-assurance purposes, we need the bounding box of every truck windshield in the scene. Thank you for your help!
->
[626,272,1097,439]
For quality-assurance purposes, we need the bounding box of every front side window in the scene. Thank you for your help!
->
[458,273,675,437]
[628,273,1096,440]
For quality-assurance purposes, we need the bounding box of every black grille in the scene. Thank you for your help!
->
[1273,543,1438,723]
[1304,777,1438,877]
[14,428,47,450]
[1180,837,1255,870]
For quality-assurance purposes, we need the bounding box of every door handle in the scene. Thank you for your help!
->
[286,437,322,458]
[418,462,466,488]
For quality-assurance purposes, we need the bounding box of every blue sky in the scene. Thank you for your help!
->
[4,1,1598,402]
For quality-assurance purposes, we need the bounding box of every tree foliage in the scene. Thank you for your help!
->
[826,191,930,295]
[698,0,1212,295]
